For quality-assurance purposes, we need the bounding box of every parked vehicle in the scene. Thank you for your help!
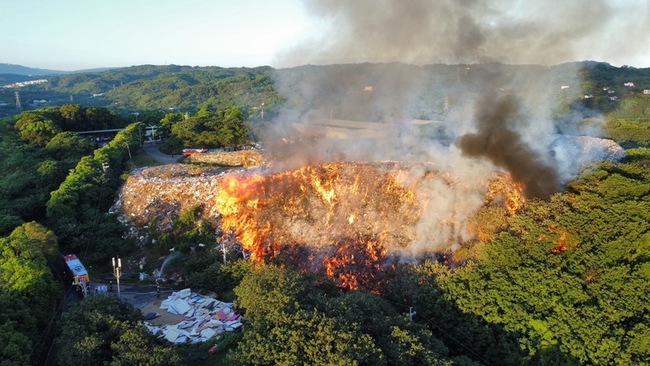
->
[62,254,91,297]
[182,148,208,157]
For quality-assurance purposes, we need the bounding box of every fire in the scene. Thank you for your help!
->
[215,162,422,263]
[548,224,578,253]
[312,177,336,205]
[485,173,526,215]
[323,236,387,292]
[215,162,527,289]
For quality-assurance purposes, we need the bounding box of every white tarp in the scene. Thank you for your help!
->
[168,298,191,315]
[145,288,242,344]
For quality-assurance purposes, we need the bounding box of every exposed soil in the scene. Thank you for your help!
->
[140,298,187,326]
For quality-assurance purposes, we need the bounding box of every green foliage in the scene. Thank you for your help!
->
[0,319,32,366]
[46,123,141,258]
[606,119,650,147]
[0,109,107,228]
[55,294,182,366]
[607,96,650,120]
[625,147,650,162]
[184,257,237,298]
[18,118,61,146]
[45,131,95,159]
[438,161,650,364]
[0,222,59,296]
[323,291,451,366]
[0,222,61,365]
[0,213,23,237]
[167,107,249,148]
[233,264,307,326]
[54,104,125,130]
[233,309,385,366]
[229,263,455,365]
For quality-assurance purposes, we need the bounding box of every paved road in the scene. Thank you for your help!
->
[92,282,175,309]
[142,143,181,164]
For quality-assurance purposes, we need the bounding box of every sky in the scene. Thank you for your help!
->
[2,0,650,71]
[2,0,315,71]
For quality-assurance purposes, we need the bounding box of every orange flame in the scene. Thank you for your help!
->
[215,162,420,263]
[547,224,578,253]
[485,173,526,215]
[323,236,387,292]
[215,163,527,289]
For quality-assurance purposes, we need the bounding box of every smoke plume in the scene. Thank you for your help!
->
[278,0,650,67]
[255,0,639,255]
[456,92,560,198]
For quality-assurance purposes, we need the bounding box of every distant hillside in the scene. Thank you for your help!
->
[0,63,68,76]
[0,73,40,85]
[1,61,650,120]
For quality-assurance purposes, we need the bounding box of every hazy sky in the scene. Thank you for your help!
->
[2,0,314,71]
[2,0,649,71]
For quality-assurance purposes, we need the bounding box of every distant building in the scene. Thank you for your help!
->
[624,82,635,87]
[560,85,570,90]
[31,99,49,106]
[644,90,650,95]
[1,79,48,88]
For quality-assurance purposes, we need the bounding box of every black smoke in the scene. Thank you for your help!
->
[456,92,560,198]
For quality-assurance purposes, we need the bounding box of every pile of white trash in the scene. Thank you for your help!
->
[144,288,242,344]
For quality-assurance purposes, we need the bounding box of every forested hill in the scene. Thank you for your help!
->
[0,63,67,76]
[2,61,650,120]
[45,65,281,115]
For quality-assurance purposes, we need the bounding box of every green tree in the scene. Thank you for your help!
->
[439,161,650,364]
[58,104,85,128]
[232,309,384,366]
[233,263,307,326]
[159,112,185,137]
[45,131,95,160]
[18,119,61,146]
[0,222,61,365]
[55,294,181,366]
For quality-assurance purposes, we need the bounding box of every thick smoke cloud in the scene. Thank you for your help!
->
[278,0,650,67]
[268,0,647,192]
[456,92,560,198]
[259,0,639,253]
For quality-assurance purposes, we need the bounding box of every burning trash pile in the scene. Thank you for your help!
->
[215,161,524,289]
[144,288,242,344]
[113,134,623,291]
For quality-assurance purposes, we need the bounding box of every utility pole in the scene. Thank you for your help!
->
[222,243,228,264]
[218,231,228,264]
[112,257,122,298]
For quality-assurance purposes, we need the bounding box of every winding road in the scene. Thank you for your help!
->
[142,143,181,164]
